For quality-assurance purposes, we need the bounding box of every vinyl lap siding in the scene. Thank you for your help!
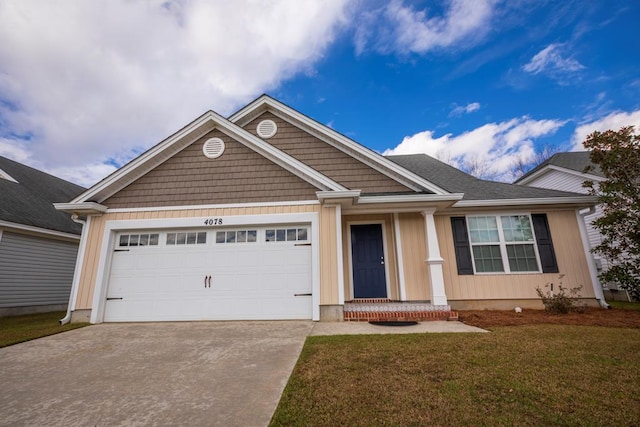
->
[527,170,587,194]
[0,231,78,307]
[525,170,608,270]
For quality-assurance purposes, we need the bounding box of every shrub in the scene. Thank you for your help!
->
[536,282,585,314]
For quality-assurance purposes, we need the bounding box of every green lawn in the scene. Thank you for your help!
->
[271,325,640,426]
[608,300,640,311]
[0,311,89,348]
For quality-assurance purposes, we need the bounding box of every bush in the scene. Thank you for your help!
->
[536,282,585,314]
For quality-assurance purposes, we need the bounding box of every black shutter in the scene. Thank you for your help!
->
[531,214,559,273]
[450,217,474,275]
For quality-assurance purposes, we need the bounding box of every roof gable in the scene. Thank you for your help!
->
[230,95,449,195]
[72,109,347,204]
[515,152,604,185]
[242,111,413,194]
[102,129,320,208]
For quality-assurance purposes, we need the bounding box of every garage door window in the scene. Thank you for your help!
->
[266,228,308,243]
[167,231,207,245]
[216,230,257,244]
[119,233,159,247]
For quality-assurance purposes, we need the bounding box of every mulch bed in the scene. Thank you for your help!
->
[459,307,640,328]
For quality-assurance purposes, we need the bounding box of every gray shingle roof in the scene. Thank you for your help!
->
[516,151,604,183]
[386,154,586,200]
[0,156,85,235]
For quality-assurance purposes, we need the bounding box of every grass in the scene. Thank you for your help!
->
[0,311,89,348]
[271,326,640,426]
[607,300,640,311]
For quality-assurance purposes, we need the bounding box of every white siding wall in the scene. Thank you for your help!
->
[528,170,587,194]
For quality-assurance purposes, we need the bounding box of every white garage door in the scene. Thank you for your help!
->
[103,225,312,322]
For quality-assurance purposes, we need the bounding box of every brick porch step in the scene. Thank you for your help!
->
[343,301,458,322]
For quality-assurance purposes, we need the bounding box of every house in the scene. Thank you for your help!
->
[0,156,85,316]
[55,96,606,323]
[516,151,628,301]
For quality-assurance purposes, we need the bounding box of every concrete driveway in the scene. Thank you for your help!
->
[0,321,313,427]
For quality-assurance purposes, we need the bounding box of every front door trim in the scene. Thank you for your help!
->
[347,220,391,300]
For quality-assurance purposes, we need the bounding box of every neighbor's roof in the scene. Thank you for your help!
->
[515,151,604,184]
[0,156,85,235]
[387,154,587,201]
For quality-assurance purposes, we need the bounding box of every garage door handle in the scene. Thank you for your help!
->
[106,297,123,301]
[295,243,311,247]
[204,275,211,288]
[294,293,312,296]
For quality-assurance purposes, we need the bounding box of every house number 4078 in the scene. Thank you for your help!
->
[204,218,223,226]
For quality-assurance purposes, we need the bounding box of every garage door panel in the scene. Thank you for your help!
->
[104,225,312,322]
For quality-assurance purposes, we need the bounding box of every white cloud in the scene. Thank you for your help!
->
[571,109,640,150]
[523,43,585,76]
[0,0,349,186]
[450,102,481,117]
[384,116,566,181]
[355,0,496,55]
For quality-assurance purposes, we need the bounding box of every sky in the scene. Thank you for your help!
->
[1,0,639,187]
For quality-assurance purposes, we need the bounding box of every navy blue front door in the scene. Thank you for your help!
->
[351,224,387,298]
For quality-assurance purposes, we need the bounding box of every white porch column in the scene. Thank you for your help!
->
[335,204,345,305]
[421,209,448,306]
[393,213,407,301]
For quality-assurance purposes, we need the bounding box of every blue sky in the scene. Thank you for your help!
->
[1,0,639,186]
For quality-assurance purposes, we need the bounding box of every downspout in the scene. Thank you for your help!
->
[576,207,609,309]
[60,214,88,325]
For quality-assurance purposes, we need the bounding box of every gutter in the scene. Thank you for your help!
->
[576,207,610,309]
[59,214,88,325]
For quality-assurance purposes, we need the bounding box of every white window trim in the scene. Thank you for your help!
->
[466,213,542,275]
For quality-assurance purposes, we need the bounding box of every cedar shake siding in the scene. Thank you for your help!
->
[102,129,320,208]
[244,112,413,194]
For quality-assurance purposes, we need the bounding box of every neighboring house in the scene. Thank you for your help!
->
[55,95,606,324]
[515,152,628,301]
[0,156,85,316]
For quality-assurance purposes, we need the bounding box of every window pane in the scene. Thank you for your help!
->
[226,231,236,243]
[129,235,139,246]
[297,228,307,241]
[237,230,246,243]
[247,230,257,242]
[276,229,286,241]
[501,215,534,242]
[176,232,187,245]
[139,234,149,246]
[186,232,197,245]
[149,234,159,245]
[287,229,297,241]
[507,244,539,272]
[197,232,207,244]
[167,233,176,245]
[468,216,499,243]
[472,245,504,272]
[119,235,129,247]
[265,229,275,242]
[216,232,225,243]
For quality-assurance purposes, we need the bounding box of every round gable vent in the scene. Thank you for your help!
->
[256,119,277,139]
[202,137,225,159]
